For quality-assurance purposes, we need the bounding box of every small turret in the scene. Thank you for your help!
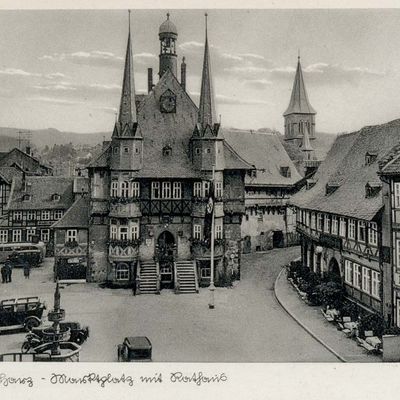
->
[159,13,178,77]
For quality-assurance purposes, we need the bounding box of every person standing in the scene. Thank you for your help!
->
[5,259,12,283]
[1,264,5,283]
[23,261,30,279]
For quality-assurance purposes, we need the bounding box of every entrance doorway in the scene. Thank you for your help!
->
[328,257,341,283]
[272,230,284,248]
[157,231,175,289]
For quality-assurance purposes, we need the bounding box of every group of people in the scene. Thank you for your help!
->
[1,255,31,283]
[1,259,13,283]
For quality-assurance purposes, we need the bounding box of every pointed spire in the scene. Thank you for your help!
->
[198,12,217,128]
[118,10,137,125]
[283,56,316,116]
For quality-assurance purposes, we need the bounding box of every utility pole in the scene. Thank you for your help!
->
[209,164,216,309]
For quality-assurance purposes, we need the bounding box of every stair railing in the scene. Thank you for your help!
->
[193,260,199,293]
[155,261,161,294]
[174,262,180,294]
[136,260,141,295]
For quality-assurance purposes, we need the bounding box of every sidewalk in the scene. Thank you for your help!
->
[274,267,382,363]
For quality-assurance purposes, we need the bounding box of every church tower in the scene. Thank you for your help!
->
[283,55,316,147]
[110,12,143,172]
[191,14,224,173]
[159,13,178,78]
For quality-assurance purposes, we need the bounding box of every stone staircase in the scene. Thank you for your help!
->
[175,260,199,294]
[138,261,159,294]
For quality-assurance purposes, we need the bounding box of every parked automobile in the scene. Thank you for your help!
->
[117,336,152,362]
[30,321,90,345]
[0,242,46,267]
[0,297,46,333]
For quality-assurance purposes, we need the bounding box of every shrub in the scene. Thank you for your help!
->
[357,313,385,338]
[338,301,359,321]
[315,281,345,309]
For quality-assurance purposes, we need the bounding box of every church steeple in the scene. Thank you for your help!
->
[118,10,137,125]
[283,54,316,145]
[198,13,217,129]
[284,55,316,116]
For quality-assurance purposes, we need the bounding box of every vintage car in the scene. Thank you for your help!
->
[117,336,152,362]
[0,297,46,333]
[30,321,89,345]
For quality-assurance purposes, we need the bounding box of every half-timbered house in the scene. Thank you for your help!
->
[291,119,400,323]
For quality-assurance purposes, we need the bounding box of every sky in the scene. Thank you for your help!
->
[0,9,399,134]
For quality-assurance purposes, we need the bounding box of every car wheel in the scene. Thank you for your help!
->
[21,342,30,353]
[24,318,40,332]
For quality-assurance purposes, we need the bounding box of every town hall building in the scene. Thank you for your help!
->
[85,14,252,292]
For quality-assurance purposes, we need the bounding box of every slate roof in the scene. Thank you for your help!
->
[8,176,75,210]
[283,58,316,116]
[0,166,23,184]
[290,119,400,220]
[379,143,400,175]
[224,130,302,186]
[52,196,89,229]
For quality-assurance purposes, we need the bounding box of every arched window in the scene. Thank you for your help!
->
[115,263,129,281]
[120,181,129,198]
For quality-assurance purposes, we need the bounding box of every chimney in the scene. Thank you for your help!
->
[25,146,31,156]
[147,68,153,94]
[22,171,26,191]
[181,57,186,91]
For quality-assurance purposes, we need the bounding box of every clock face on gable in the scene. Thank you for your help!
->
[160,90,176,113]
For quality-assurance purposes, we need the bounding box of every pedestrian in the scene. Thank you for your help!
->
[5,259,12,283]
[132,278,137,296]
[1,265,5,283]
[23,261,30,279]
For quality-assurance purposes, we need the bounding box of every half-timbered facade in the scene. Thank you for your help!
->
[0,176,88,256]
[224,130,301,252]
[291,119,400,323]
[378,143,400,327]
[52,196,89,281]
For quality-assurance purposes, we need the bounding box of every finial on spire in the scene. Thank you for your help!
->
[128,9,131,34]
[205,12,208,38]
[167,12,170,20]
[298,49,300,61]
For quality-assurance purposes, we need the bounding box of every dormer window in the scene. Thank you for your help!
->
[113,147,118,154]
[365,181,382,198]
[22,194,31,201]
[306,179,316,190]
[325,183,340,196]
[280,166,291,178]
[365,152,378,166]
[247,169,257,178]
[123,147,129,153]
[163,146,172,156]
[52,193,60,201]
[195,148,201,155]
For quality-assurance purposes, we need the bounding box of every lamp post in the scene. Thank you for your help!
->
[209,165,215,309]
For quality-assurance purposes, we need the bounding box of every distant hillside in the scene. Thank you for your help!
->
[0,127,111,150]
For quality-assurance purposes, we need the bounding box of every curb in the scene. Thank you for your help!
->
[273,267,347,363]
